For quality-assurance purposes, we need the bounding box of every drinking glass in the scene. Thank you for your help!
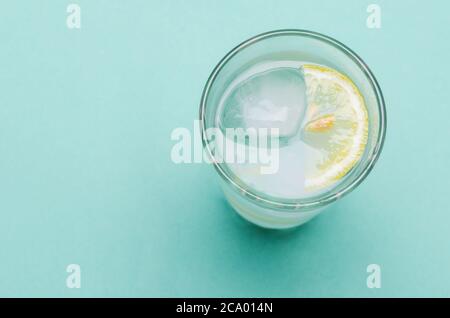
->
[200,30,386,229]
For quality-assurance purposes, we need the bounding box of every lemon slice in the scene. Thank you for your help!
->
[301,64,368,190]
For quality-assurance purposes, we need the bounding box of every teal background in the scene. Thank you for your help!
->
[0,0,449,297]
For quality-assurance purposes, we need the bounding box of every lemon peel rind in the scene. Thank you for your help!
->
[302,64,369,191]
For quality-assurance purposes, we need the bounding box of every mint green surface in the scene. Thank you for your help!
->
[0,0,449,297]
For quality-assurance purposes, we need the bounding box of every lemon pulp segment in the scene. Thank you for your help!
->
[301,64,369,190]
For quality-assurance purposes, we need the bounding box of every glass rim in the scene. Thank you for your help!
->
[199,29,387,211]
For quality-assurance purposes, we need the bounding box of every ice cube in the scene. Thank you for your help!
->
[219,67,307,143]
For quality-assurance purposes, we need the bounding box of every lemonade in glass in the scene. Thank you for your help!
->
[200,30,386,229]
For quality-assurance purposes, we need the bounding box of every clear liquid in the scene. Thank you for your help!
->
[215,60,343,200]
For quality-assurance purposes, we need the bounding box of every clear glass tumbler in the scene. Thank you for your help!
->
[200,30,386,229]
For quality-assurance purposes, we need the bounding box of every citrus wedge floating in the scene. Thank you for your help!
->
[301,64,369,190]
